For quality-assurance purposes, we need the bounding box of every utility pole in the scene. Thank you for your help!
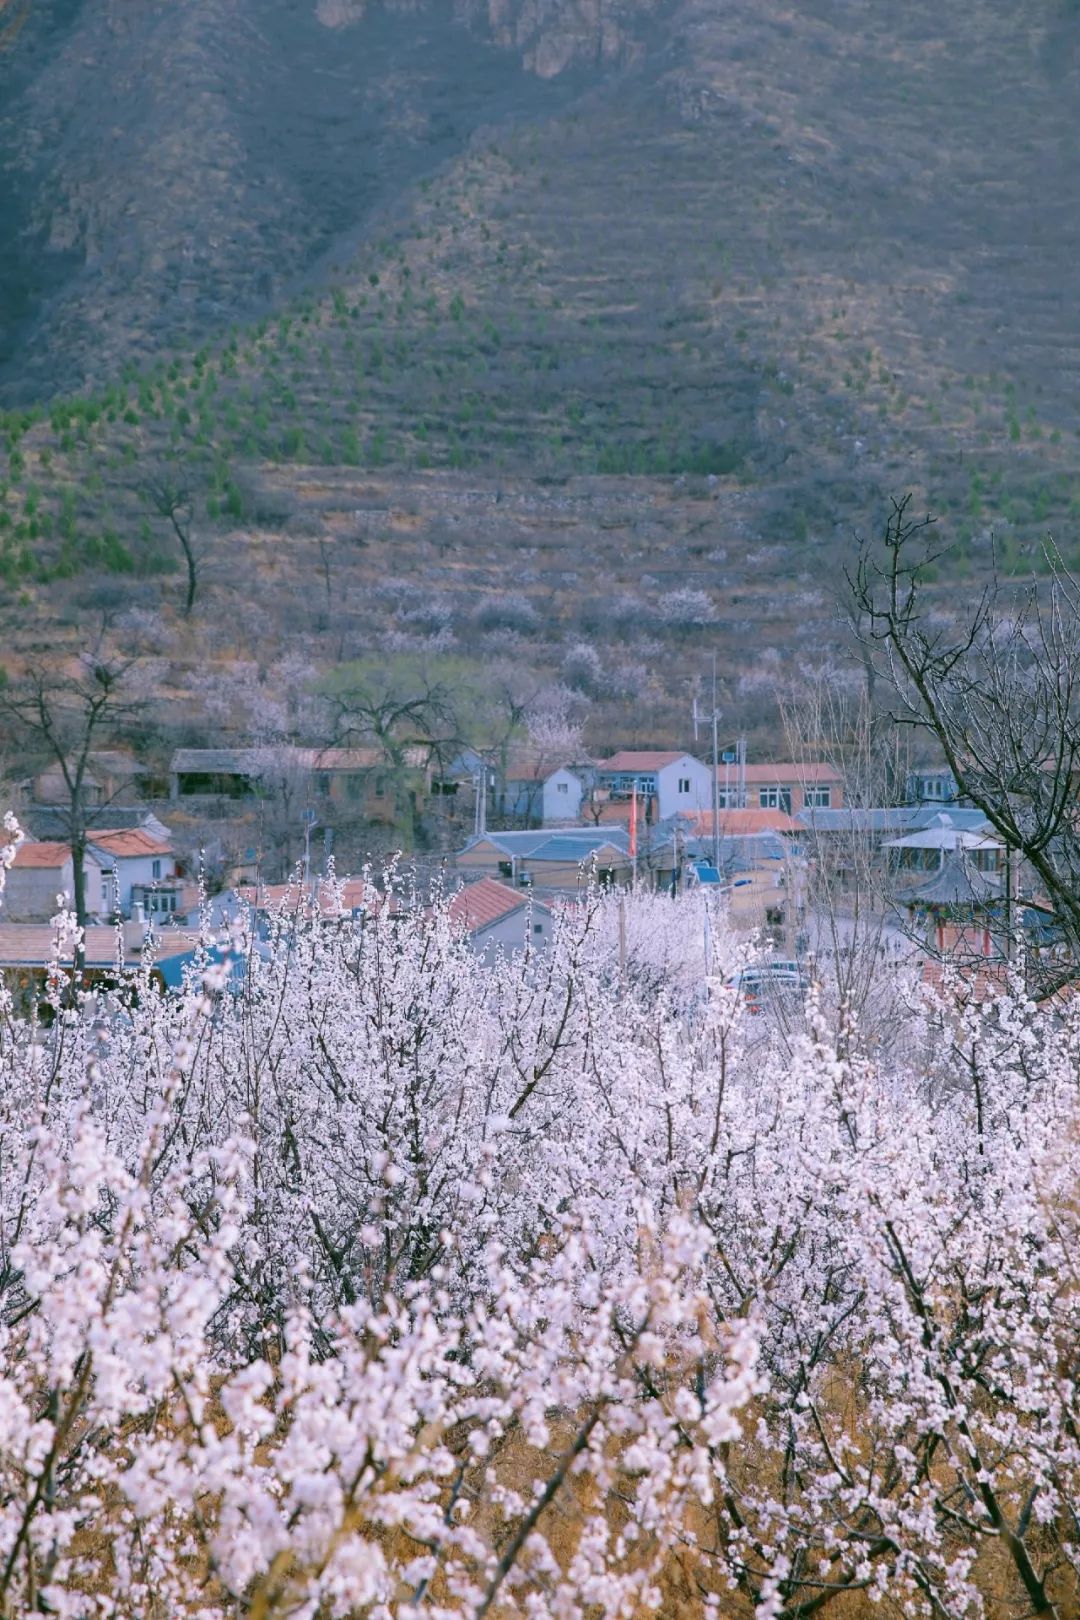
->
[302,807,319,895]
[693,655,722,877]
[474,765,488,839]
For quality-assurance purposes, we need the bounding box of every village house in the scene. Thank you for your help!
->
[237,875,381,924]
[717,762,845,814]
[905,765,962,806]
[499,758,591,826]
[456,827,634,894]
[679,808,803,839]
[4,842,107,922]
[596,751,713,823]
[0,921,193,1013]
[169,745,429,826]
[884,813,1004,880]
[88,828,179,920]
[676,826,805,948]
[447,876,553,958]
[31,750,159,810]
[795,804,998,893]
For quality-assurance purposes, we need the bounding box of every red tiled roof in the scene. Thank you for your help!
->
[0,924,192,969]
[684,809,801,835]
[90,829,172,859]
[237,877,384,917]
[448,876,531,934]
[727,762,844,784]
[11,842,71,869]
[599,750,688,771]
[0,924,119,966]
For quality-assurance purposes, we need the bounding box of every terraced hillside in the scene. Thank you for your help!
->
[1,0,1079,753]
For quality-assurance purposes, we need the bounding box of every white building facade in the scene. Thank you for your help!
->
[542,768,585,824]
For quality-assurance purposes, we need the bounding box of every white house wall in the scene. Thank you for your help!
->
[3,858,106,922]
[542,770,584,824]
[656,757,713,820]
[472,906,553,960]
[96,852,177,915]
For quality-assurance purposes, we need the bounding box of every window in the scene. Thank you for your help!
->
[316,773,331,797]
[804,787,832,809]
[557,781,568,795]
[533,922,544,935]
[152,859,161,880]
[347,775,365,802]
[374,777,387,797]
[498,861,513,879]
[759,787,780,810]
[678,777,691,794]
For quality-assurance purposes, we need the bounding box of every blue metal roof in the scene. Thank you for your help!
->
[527,834,630,864]
[466,827,631,859]
[798,806,992,836]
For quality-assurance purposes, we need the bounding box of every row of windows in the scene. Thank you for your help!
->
[914,776,956,801]
[757,786,832,810]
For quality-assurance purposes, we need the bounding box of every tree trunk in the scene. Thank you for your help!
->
[181,535,197,616]
[70,831,88,973]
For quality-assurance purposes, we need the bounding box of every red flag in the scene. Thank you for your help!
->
[629,781,638,860]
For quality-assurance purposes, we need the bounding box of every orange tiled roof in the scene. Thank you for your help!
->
[599,750,687,771]
[237,877,382,917]
[90,829,172,859]
[11,841,71,869]
[684,809,801,836]
[448,876,531,933]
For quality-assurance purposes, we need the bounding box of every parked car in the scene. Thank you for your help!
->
[727,959,808,1013]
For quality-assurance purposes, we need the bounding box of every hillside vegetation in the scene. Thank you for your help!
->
[1,0,1079,746]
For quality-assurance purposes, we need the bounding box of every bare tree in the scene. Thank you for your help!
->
[0,648,136,958]
[145,470,199,617]
[324,656,460,848]
[850,494,1080,964]
[778,670,916,1048]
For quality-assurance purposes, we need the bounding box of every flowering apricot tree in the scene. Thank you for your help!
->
[1,823,1079,1616]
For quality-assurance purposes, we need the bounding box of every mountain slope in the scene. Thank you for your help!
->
[0,0,1079,750]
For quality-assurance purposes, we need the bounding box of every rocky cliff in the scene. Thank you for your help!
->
[0,0,670,399]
